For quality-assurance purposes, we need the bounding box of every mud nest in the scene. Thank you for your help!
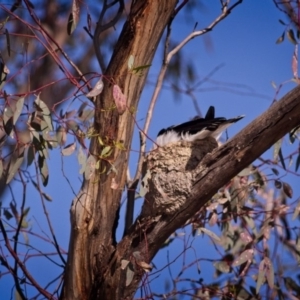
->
[141,137,218,216]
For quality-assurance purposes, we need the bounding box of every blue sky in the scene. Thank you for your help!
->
[1,0,299,298]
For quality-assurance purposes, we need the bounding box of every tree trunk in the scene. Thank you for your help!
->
[61,1,178,299]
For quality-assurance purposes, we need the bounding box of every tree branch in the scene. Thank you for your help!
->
[0,218,53,299]
[112,83,300,298]
[93,0,125,72]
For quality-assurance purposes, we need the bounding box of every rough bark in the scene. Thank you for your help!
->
[61,1,178,300]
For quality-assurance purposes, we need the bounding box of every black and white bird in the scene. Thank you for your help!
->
[155,106,244,147]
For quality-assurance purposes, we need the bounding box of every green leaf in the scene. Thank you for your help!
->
[6,149,25,184]
[0,62,9,89]
[264,258,274,289]
[256,260,265,294]
[100,146,112,157]
[42,192,52,201]
[3,104,14,135]
[288,155,293,168]
[31,179,39,190]
[38,144,49,159]
[279,19,286,25]
[273,139,282,162]
[78,146,87,174]
[198,227,221,243]
[67,13,75,35]
[290,131,296,144]
[275,31,285,44]
[29,127,40,143]
[98,136,104,146]
[0,159,3,178]
[3,105,13,124]
[121,259,130,269]
[56,126,66,146]
[3,209,13,220]
[132,64,151,74]
[213,261,230,273]
[78,109,94,122]
[95,159,100,170]
[67,0,79,35]
[290,126,300,143]
[160,237,175,249]
[34,95,53,131]
[61,142,76,156]
[22,207,30,217]
[78,102,88,116]
[125,263,134,286]
[45,132,58,149]
[287,29,297,45]
[86,79,103,98]
[99,164,106,174]
[21,219,29,228]
[292,199,300,220]
[253,169,265,187]
[41,120,51,139]
[278,148,286,170]
[13,97,24,124]
[296,154,300,172]
[238,167,253,176]
[66,119,79,131]
[274,179,282,189]
[244,215,257,236]
[232,249,254,267]
[5,28,10,56]
[114,140,126,150]
[282,181,293,198]
[38,155,49,186]
[284,277,300,294]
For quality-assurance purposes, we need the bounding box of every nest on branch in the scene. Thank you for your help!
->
[141,137,218,216]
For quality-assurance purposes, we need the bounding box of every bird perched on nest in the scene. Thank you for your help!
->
[155,106,244,147]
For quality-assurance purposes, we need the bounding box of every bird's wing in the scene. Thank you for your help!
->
[156,106,244,147]
[158,116,241,136]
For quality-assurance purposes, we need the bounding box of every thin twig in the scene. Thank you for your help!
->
[18,1,90,89]
[93,0,125,72]
[11,172,27,300]
[0,218,53,299]
[32,148,67,266]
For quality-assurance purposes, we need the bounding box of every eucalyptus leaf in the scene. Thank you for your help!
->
[13,96,24,124]
[38,154,49,186]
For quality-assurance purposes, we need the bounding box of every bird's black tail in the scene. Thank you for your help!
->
[205,106,215,120]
